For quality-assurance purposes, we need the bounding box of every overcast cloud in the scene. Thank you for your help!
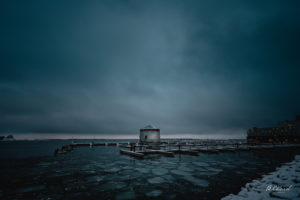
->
[1,0,300,138]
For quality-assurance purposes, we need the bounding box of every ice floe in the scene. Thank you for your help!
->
[136,168,150,173]
[171,169,192,176]
[146,190,163,197]
[105,167,121,173]
[147,177,165,184]
[193,162,210,167]
[178,166,194,172]
[183,176,209,187]
[152,168,168,176]
[205,167,222,173]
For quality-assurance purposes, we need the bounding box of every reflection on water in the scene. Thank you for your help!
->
[0,140,299,200]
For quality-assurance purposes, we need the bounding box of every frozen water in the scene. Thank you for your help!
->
[1,140,299,200]
[164,175,175,181]
[183,176,209,187]
[118,174,132,181]
[193,162,210,167]
[146,190,163,197]
[105,167,121,173]
[136,168,150,173]
[178,166,194,172]
[171,170,192,176]
[205,167,222,173]
[86,175,103,183]
[152,168,168,176]
[147,177,166,184]
[100,181,126,190]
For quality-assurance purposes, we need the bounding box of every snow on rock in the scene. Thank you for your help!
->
[222,155,300,200]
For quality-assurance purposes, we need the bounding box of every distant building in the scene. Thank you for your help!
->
[139,125,160,143]
[247,115,300,143]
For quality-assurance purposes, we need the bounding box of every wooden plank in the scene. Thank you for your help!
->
[143,150,175,157]
[120,149,144,158]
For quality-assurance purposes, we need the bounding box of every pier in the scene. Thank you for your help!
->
[54,140,300,158]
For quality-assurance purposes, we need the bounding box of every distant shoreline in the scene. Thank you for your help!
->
[2,133,246,140]
[1,138,247,141]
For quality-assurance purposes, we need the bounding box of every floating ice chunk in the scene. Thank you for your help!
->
[86,170,97,175]
[147,177,165,184]
[86,176,103,183]
[101,181,126,190]
[205,167,223,173]
[114,182,127,190]
[118,175,131,181]
[183,176,209,187]
[122,166,133,170]
[193,162,210,167]
[136,168,150,173]
[171,170,192,176]
[164,175,175,181]
[105,167,120,173]
[178,166,194,172]
[152,168,168,176]
[146,190,163,197]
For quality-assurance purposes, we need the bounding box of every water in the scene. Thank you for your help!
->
[0,140,299,200]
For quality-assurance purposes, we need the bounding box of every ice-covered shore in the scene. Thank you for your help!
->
[222,155,300,200]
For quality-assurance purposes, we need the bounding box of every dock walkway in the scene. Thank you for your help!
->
[55,141,300,159]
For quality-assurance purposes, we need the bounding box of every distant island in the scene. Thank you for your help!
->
[0,134,15,141]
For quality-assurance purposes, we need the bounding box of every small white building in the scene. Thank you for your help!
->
[139,125,160,143]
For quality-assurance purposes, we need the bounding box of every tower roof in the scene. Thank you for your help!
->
[143,124,156,129]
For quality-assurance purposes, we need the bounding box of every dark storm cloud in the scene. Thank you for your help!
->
[1,0,300,137]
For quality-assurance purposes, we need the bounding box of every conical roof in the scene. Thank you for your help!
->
[143,124,156,129]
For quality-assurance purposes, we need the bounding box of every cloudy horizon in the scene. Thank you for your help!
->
[1,0,300,139]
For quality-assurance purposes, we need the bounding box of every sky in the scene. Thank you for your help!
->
[1,0,300,139]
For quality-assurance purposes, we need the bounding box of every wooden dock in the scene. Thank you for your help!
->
[120,149,144,158]
[142,149,175,157]
[55,141,300,159]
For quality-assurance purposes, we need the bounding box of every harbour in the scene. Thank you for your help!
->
[1,139,299,200]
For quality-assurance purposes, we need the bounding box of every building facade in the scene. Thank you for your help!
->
[139,125,160,143]
[247,115,300,143]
